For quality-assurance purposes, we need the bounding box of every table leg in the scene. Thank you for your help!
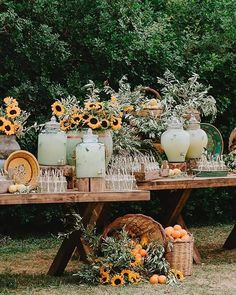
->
[48,202,104,276]
[223,224,236,249]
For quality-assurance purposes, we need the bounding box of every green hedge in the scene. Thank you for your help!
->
[0,0,235,230]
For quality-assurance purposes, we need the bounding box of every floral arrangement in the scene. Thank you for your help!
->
[0,97,30,137]
[62,212,183,287]
[157,70,217,121]
[51,83,123,132]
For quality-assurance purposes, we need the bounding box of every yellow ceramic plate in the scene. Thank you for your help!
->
[4,150,40,185]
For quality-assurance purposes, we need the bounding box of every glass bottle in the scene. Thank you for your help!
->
[161,117,190,162]
[38,116,67,165]
[76,129,105,178]
[186,114,208,159]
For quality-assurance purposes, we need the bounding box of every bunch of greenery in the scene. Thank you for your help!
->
[158,70,217,121]
[61,210,176,286]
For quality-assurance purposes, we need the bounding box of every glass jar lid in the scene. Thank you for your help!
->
[187,114,200,130]
[167,116,183,129]
[82,128,98,143]
[43,116,60,133]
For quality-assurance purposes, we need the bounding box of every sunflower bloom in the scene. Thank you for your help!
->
[110,274,125,287]
[128,272,141,284]
[124,105,134,112]
[3,97,18,106]
[140,234,149,248]
[100,119,110,130]
[95,102,103,111]
[111,96,117,103]
[6,105,21,119]
[13,122,22,133]
[0,116,6,131]
[111,117,122,130]
[130,253,142,267]
[99,265,110,275]
[171,269,184,280]
[51,101,65,116]
[84,101,97,110]
[60,119,71,131]
[121,269,131,281]
[79,112,91,122]
[3,120,15,135]
[71,113,81,125]
[100,272,110,284]
[87,116,100,129]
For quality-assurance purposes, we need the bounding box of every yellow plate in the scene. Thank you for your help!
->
[4,150,40,185]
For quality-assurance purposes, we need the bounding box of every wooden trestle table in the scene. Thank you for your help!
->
[0,190,150,276]
[138,174,236,264]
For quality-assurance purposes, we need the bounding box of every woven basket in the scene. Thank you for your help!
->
[165,234,194,276]
[103,214,166,246]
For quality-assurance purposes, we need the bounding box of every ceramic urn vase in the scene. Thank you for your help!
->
[186,114,208,159]
[161,117,190,162]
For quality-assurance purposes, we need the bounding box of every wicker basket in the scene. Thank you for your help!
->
[103,214,166,246]
[165,234,194,276]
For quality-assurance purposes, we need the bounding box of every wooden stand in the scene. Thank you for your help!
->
[75,177,105,192]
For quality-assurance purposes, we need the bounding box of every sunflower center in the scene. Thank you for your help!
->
[101,121,108,127]
[113,119,118,125]
[74,117,80,122]
[114,278,121,285]
[56,105,62,112]
[83,114,89,120]
[90,118,98,124]
[0,120,4,126]
[10,109,17,115]
[5,125,11,131]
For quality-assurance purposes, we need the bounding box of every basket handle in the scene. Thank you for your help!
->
[142,86,161,100]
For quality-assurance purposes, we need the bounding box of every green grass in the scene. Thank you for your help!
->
[0,224,236,295]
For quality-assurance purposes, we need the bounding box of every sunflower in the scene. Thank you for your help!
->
[111,96,117,103]
[87,116,100,129]
[79,112,90,122]
[123,105,134,113]
[6,105,21,119]
[3,120,15,135]
[171,269,184,280]
[60,119,71,131]
[3,96,18,106]
[71,113,81,125]
[84,101,97,110]
[100,272,110,284]
[121,269,131,281]
[100,119,110,129]
[0,116,6,131]
[140,234,149,248]
[95,102,103,111]
[13,122,22,133]
[128,272,141,284]
[130,253,142,267]
[110,274,125,287]
[51,101,65,116]
[99,265,110,275]
[110,117,122,130]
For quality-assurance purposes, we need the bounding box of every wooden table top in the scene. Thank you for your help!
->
[137,174,236,190]
[0,190,150,206]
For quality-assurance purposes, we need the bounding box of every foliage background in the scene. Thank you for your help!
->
[0,0,235,231]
